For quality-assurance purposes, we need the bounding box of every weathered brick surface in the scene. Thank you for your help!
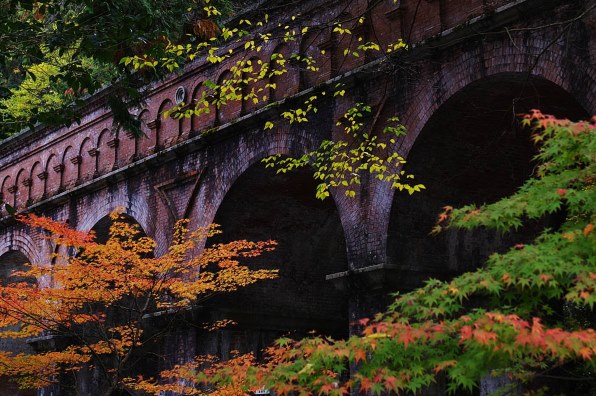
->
[0,0,593,390]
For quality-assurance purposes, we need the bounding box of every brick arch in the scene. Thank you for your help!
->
[77,198,151,237]
[242,56,268,114]
[156,99,178,149]
[0,230,41,266]
[203,135,350,339]
[29,161,44,203]
[193,129,314,229]
[384,70,589,291]
[61,145,77,188]
[188,126,358,263]
[190,81,216,133]
[0,235,40,391]
[45,153,61,196]
[89,212,149,245]
[216,69,242,125]
[79,136,96,181]
[14,168,28,209]
[97,128,116,174]
[402,36,594,154]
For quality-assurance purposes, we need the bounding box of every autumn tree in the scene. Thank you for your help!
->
[0,211,278,395]
[131,113,595,395]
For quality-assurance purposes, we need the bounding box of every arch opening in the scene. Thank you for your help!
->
[90,213,148,245]
[0,250,36,396]
[80,214,157,393]
[388,74,588,290]
[200,163,349,359]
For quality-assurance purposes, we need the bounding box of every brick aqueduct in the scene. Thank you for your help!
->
[0,0,594,393]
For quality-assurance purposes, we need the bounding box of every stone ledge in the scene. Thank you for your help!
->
[326,263,400,291]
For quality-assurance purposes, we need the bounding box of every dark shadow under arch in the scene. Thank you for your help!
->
[90,213,148,245]
[0,250,36,396]
[202,162,349,358]
[388,73,588,290]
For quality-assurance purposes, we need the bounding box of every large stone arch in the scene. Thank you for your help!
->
[190,124,355,237]
[0,228,42,266]
[205,159,349,323]
[77,195,152,237]
[385,72,589,292]
[0,249,37,396]
[89,212,149,245]
[183,128,351,363]
[401,33,594,153]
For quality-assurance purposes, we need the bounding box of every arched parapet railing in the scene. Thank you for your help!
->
[368,0,404,54]
[97,128,117,174]
[136,110,156,158]
[29,161,44,203]
[14,168,28,210]
[117,123,137,167]
[190,81,216,134]
[1,175,13,210]
[156,99,179,150]
[331,11,366,76]
[299,28,332,89]
[79,136,97,182]
[269,42,300,102]
[61,145,77,189]
[241,56,269,115]
[45,153,61,197]
[215,69,242,125]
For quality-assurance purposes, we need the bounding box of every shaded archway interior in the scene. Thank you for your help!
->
[388,74,588,290]
[0,250,36,396]
[196,163,349,360]
[90,213,148,244]
[82,214,156,395]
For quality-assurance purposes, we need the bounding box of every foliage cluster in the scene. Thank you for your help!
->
[0,212,277,395]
